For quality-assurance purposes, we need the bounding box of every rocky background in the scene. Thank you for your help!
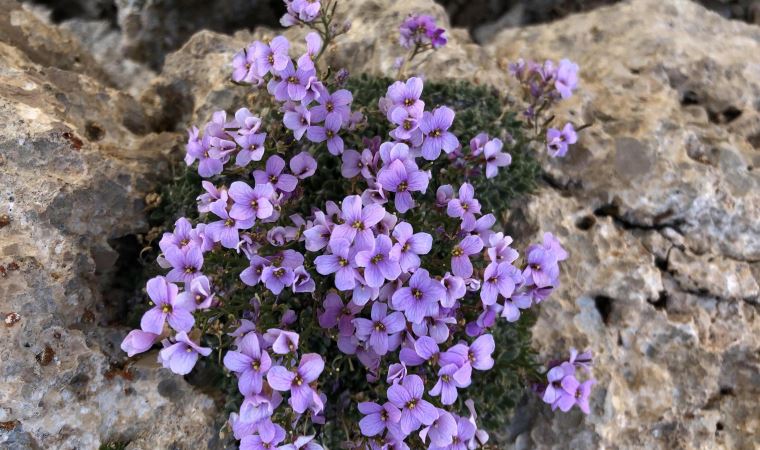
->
[1,0,758,448]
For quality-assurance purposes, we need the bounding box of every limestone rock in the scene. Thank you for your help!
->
[0,8,218,449]
[487,1,760,448]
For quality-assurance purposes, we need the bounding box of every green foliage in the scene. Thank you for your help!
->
[99,442,128,450]
[124,74,543,447]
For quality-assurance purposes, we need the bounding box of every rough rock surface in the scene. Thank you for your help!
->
[486,1,760,448]
[2,0,759,448]
[0,3,219,449]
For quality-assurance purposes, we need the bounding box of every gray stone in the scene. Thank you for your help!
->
[0,6,218,448]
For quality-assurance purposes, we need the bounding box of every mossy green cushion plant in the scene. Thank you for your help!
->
[118,2,595,449]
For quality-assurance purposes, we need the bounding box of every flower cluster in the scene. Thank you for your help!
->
[122,1,592,449]
[539,348,595,414]
[509,58,581,158]
[399,14,447,49]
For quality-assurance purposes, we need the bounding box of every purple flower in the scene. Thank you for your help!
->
[206,199,254,249]
[307,112,344,155]
[469,133,489,156]
[267,353,325,414]
[430,364,472,405]
[487,232,519,264]
[253,155,299,193]
[542,361,574,403]
[352,282,379,308]
[523,246,560,288]
[234,132,266,166]
[261,265,295,295]
[292,266,316,293]
[429,416,476,450]
[542,361,594,414]
[274,61,316,102]
[447,183,481,229]
[563,378,595,412]
[235,107,263,134]
[501,292,532,322]
[450,235,483,278]
[158,217,202,255]
[399,335,440,366]
[303,222,331,252]
[546,123,578,157]
[389,221,432,271]
[441,273,466,307]
[296,31,323,71]
[341,148,374,179]
[385,77,424,119]
[289,152,317,179]
[120,329,158,357]
[330,195,386,250]
[185,127,224,177]
[223,332,272,396]
[197,181,225,214]
[238,391,281,426]
[311,88,353,123]
[292,0,321,21]
[568,347,594,372]
[377,160,429,213]
[421,410,457,447]
[358,401,401,437]
[378,141,417,172]
[164,246,204,284]
[354,302,406,355]
[387,362,407,384]
[240,421,286,450]
[355,234,401,288]
[467,334,495,370]
[315,238,361,291]
[436,184,454,207]
[386,374,438,434]
[176,275,215,309]
[483,138,511,178]
[389,107,420,141]
[391,268,444,324]
[283,104,311,140]
[399,15,437,49]
[555,59,579,99]
[268,328,300,354]
[420,106,458,160]
[481,262,520,306]
[535,231,568,261]
[240,255,270,286]
[229,181,275,221]
[232,46,257,83]
[253,36,290,76]
[318,292,362,335]
[158,331,211,375]
[428,27,448,49]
